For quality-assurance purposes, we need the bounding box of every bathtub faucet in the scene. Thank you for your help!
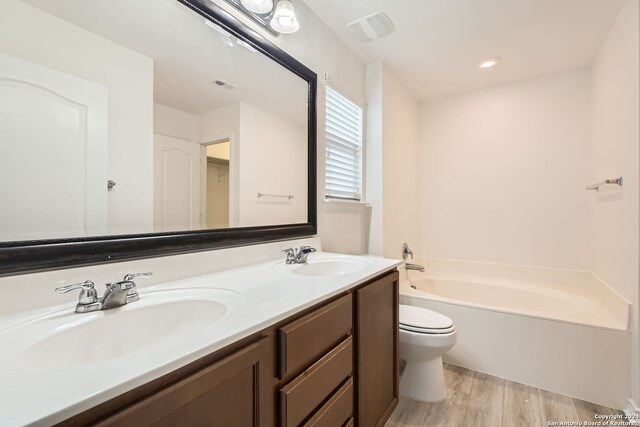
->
[405,263,425,273]
[402,243,425,272]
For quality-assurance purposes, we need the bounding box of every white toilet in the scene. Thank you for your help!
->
[399,304,457,402]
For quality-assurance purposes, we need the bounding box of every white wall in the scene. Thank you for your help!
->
[365,63,384,256]
[366,63,420,259]
[154,103,199,143]
[238,103,307,226]
[589,0,640,406]
[198,104,241,145]
[381,65,420,260]
[0,0,155,234]
[419,69,592,269]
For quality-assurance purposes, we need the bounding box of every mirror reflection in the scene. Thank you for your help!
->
[0,0,309,242]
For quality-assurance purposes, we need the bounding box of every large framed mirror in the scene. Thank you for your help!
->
[0,0,317,276]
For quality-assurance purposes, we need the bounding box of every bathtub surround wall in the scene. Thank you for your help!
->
[0,0,154,233]
[366,62,421,259]
[419,69,592,270]
[589,0,640,408]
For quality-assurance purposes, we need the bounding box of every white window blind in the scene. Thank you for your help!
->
[325,85,363,201]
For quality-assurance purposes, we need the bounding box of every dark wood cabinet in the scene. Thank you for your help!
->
[356,271,399,427]
[58,269,398,427]
[97,337,272,427]
[279,337,353,426]
[277,294,352,379]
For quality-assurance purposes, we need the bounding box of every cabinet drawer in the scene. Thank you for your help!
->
[277,294,352,378]
[97,337,271,427]
[279,336,353,427]
[303,377,353,427]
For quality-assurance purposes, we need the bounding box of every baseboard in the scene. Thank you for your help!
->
[625,399,640,425]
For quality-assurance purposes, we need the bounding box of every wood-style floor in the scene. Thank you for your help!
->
[386,363,625,427]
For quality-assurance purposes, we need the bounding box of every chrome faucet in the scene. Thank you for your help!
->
[402,243,425,272]
[405,263,425,272]
[282,246,317,264]
[55,272,153,313]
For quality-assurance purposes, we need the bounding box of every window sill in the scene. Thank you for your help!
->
[322,198,370,212]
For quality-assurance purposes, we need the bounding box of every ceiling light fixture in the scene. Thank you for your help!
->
[221,0,278,36]
[270,0,299,34]
[240,0,273,14]
[478,57,501,69]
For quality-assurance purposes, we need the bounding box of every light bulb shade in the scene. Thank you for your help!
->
[240,0,273,14]
[270,0,299,34]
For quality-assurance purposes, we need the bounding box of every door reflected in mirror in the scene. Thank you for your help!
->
[0,0,309,242]
[206,141,231,229]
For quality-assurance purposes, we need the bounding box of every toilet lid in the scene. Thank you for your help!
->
[399,304,454,331]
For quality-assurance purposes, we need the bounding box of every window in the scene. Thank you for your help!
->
[325,85,363,201]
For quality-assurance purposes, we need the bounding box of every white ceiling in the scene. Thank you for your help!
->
[21,0,308,123]
[303,0,626,100]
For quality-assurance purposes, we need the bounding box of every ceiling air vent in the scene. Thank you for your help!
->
[346,12,394,43]
[212,79,237,89]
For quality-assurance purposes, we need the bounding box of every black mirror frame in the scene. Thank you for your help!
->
[0,0,317,277]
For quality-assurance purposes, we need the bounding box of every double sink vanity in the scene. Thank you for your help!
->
[0,249,401,426]
[0,0,398,425]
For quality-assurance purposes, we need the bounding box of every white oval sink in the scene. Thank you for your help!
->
[3,288,243,371]
[293,257,371,277]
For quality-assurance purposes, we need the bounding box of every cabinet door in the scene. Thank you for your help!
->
[356,271,399,427]
[99,337,272,427]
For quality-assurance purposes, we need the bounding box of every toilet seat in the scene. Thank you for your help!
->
[400,323,456,334]
[400,304,455,335]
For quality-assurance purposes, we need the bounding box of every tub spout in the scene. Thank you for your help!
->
[405,263,425,273]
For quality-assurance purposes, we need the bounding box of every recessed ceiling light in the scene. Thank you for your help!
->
[479,57,501,69]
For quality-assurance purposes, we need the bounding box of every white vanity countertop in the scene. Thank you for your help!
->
[0,252,401,427]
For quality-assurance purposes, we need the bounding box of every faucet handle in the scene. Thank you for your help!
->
[55,280,98,305]
[55,280,95,293]
[402,243,414,260]
[282,248,296,264]
[120,272,152,303]
[298,246,317,255]
[123,272,153,281]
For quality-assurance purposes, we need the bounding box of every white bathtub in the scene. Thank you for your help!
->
[400,258,631,409]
